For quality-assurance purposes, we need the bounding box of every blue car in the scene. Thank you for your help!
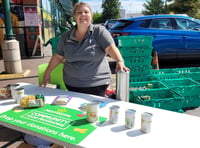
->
[109,15,200,61]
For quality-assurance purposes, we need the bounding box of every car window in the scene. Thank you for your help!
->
[175,18,200,30]
[140,19,151,28]
[111,20,132,30]
[149,18,172,29]
[104,20,117,29]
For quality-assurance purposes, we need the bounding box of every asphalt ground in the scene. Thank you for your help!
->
[1,45,200,147]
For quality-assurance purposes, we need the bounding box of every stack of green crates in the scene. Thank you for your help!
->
[129,80,185,112]
[151,67,200,109]
[117,36,185,112]
[129,89,184,112]
[117,36,200,111]
[160,78,200,108]
[151,68,176,75]
[117,35,153,82]
[174,67,200,83]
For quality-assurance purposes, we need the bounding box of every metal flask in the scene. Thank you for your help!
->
[116,71,130,102]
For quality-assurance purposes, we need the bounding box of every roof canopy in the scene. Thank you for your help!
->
[57,0,78,16]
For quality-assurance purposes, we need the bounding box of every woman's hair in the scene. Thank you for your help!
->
[72,2,92,16]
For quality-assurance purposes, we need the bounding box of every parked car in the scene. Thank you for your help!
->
[109,15,200,61]
[104,19,118,30]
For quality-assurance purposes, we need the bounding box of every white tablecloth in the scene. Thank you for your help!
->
[1,83,200,148]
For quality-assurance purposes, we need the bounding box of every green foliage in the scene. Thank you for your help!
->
[93,12,104,24]
[101,0,121,22]
[142,0,168,15]
[168,0,200,18]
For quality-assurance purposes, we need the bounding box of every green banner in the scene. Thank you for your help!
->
[0,104,107,145]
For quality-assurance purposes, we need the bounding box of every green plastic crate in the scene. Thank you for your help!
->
[153,73,186,80]
[129,89,184,112]
[172,86,200,108]
[124,56,152,67]
[174,67,200,74]
[129,65,152,76]
[151,68,176,74]
[119,46,153,57]
[118,36,153,47]
[161,78,199,88]
[183,72,200,82]
[129,81,168,91]
[130,75,156,82]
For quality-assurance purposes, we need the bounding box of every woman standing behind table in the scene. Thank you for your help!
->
[41,2,129,97]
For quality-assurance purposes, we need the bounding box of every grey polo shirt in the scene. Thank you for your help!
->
[56,24,114,87]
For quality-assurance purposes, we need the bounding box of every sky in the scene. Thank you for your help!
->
[80,0,146,14]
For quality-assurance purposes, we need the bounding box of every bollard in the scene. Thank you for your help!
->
[1,39,22,74]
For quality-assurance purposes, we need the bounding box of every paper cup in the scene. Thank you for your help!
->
[141,112,153,133]
[109,105,120,124]
[10,84,20,101]
[14,87,25,104]
[86,102,99,122]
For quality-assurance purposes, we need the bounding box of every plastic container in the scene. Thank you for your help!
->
[129,65,152,76]
[151,68,176,74]
[118,35,153,47]
[183,72,200,83]
[174,67,200,74]
[129,80,168,91]
[153,73,186,80]
[129,89,184,112]
[172,85,200,108]
[129,75,156,83]
[161,78,200,88]
[119,46,153,57]
[124,56,152,67]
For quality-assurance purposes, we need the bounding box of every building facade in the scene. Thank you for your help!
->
[0,0,77,58]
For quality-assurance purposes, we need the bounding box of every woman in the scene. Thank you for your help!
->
[41,2,129,97]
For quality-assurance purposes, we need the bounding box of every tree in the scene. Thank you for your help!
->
[101,0,121,22]
[142,0,168,15]
[93,12,103,24]
[167,0,200,18]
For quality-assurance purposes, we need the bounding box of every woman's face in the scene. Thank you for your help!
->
[74,5,92,27]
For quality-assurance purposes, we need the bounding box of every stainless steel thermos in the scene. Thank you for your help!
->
[116,71,130,102]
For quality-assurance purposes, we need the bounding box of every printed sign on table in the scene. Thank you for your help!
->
[0,104,107,145]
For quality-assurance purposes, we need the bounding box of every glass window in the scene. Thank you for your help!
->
[149,18,172,29]
[140,20,151,28]
[111,20,133,30]
[175,18,200,30]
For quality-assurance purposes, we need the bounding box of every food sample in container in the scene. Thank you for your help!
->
[51,95,72,106]
[20,94,45,108]
[0,86,11,99]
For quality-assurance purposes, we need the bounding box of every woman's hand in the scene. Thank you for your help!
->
[115,60,130,72]
[40,70,51,87]
[40,54,64,87]
[105,44,130,72]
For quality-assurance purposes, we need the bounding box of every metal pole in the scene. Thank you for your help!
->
[2,0,15,40]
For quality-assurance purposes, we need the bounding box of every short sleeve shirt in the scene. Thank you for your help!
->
[56,24,114,87]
